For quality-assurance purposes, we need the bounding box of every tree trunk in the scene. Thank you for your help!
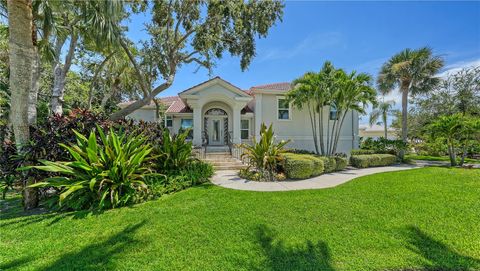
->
[447,141,457,166]
[109,75,174,120]
[88,52,115,109]
[51,32,78,115]
[8,0,38,209]
[400,87,409,159]
[383,112,388,139]
[28,46,40,124]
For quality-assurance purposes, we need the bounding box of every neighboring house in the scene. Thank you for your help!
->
[359,124,398,139]
[119,77,360,154]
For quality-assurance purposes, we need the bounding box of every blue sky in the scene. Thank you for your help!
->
[126,1,480,123]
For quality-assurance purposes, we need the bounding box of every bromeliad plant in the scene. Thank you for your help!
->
[21,127,160,210]
[156,129,194,171]
[241,123,290,181]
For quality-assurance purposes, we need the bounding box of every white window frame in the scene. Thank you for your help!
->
[165,115,173,128]
[276,96,291,121]
[241,119,249,140]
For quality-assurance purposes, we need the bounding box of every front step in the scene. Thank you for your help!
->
[200,150,247,170]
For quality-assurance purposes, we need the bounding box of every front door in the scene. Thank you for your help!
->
[209,117,224,145]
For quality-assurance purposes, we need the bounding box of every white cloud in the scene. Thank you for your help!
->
[436,58,480,78]
[260,32,344,61]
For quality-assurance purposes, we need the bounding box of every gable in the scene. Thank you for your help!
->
[179,76,251,98]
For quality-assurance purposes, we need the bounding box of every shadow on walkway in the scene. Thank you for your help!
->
[253,224,335,271]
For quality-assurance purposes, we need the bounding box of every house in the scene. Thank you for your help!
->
[119,77,360,154]
[359,124,398,140]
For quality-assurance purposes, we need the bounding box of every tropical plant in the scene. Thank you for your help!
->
[156,129,194,171]
[377,47,444,159]
[369,98,396,139]
[241,123,290,181]
[288,61,377,156]
[22,127,160,210]
[428,114,480,166]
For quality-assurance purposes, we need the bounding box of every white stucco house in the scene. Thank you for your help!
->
[119,77,360,154]
[359,124,398,140]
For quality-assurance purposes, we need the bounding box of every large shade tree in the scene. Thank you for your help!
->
[109,0,284,120]
[377,47,444,158]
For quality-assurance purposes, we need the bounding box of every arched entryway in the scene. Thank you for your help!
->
[204,108,229,145]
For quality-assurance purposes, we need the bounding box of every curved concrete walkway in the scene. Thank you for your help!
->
[212,164,419,192]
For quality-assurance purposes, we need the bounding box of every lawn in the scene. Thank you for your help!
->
[406,154,480,164]
[1,167,479,271]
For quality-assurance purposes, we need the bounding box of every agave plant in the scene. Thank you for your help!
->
[22,127,160,210]
[156,129,194,171]
[241,123,290,181]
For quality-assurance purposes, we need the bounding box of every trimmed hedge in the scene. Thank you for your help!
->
[283,153,314,179]
[350,154,397,168]
[334,156,348,171]
[305,155,325,176]
[351,149,376,155]
[318,157,336,173]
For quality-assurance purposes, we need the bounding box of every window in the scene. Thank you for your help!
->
[165,116,173,128]
[277,98,290,120]
[241,119,249,140]
[329,105,338,120]
[180,119,193,139]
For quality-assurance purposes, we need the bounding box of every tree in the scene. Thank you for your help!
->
[288,61,376,156]
[377,47,444,158]
[7,0,37,209]
[369,98,396,139]
[428,114,480,166]
[109,0,284,120]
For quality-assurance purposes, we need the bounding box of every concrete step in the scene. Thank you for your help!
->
[213,164,247,170]
[210,161,244,166]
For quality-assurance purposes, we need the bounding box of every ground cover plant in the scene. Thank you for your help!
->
[405,154,480,164]
[1,167,479,270]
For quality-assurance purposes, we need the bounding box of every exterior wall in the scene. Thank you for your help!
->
[126,109,157,122]
[256,93,358,154]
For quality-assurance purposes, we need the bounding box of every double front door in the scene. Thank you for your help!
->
[209,117,225,145]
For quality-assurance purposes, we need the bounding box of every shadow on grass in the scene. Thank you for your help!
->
[253,224,335,271]
[405,226,480,270]
[39,220,147,271]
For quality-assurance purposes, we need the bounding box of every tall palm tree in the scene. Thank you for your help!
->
[377,47,444,158]
[7,0,38,209]
[369,98,396,139]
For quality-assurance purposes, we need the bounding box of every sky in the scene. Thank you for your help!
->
[125,1,480,124]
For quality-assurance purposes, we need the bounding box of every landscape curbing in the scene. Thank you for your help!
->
[212,164,420,192]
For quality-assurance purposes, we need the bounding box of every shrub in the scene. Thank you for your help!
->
[283,153,313,179]
[156,129,194,171]
[350,154,397,168]
[360,137,407,156]
[351,149,376,155]
[318,156,336,173]
[334,156,348,171]
[23,127,160,210]
[288,149,316,155]
[148,160,214,195]
[305,155,324,176]
[241,123,290,181]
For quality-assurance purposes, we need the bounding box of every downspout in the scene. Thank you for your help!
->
[352,110,355,150]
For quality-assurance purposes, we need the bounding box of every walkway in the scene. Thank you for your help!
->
[212,164,419,192]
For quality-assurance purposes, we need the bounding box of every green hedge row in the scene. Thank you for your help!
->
[350,149,376,155]
[283,153,348,179]
[349,154,397,168]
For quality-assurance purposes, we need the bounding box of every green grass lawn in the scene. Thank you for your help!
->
[1,167,479,271]
[406,154,480,164]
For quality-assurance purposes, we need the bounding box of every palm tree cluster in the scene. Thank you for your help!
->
[287,61,377,156]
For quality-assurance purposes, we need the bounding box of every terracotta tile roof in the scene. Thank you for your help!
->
[164,96,192,113]
[250,82,291,92]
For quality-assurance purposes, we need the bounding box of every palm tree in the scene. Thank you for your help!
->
[377,47,444,158]
[369,98,396,139]
[7,0,38,209]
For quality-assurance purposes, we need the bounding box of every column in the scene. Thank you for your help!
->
[232,105,242,144]
[192,104,202,146]
[254,93,262,138]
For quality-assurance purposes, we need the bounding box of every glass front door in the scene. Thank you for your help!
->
[209,117,224,145]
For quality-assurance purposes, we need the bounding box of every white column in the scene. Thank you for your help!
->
[192,104,202,146]
[232,105,242,144]
[254,93,262,138]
